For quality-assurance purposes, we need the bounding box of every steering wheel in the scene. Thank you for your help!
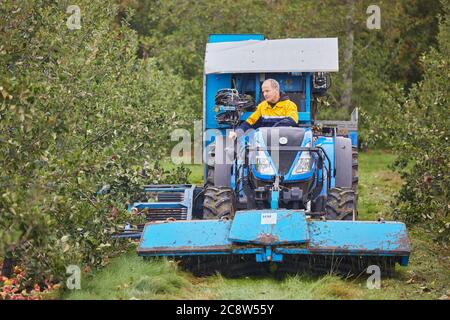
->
[272,117,297,127]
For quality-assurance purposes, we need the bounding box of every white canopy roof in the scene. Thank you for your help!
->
[205,38,339,74]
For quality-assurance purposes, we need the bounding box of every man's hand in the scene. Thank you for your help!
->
[228,131,237,140]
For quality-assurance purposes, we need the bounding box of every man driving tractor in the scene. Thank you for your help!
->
[229,78,299,139]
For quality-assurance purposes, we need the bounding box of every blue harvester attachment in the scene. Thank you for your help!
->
[137,210,410,275]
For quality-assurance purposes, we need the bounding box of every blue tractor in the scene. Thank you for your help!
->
[127,35,410,276]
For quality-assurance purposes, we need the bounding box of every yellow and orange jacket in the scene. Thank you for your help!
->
[238,93,298,131]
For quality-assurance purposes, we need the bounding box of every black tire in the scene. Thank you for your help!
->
[325,187,357,221]
[203,186,235,219]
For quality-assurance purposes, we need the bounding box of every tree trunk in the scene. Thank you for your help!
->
[341,0,354,113]
[116,0,127,25]
[1,252,15,278]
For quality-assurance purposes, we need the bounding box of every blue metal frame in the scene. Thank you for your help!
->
[271,191,279,209]
[301,73,311,123]
[314,136,336,189]
[208,34,264,43]
[349,131,358,148]
[128,184,196,220]
[138,210,411,266]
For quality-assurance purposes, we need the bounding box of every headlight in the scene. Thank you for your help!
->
[255,151,275,175]
[293,143,311,174]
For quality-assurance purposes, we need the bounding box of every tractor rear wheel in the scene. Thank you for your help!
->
[325,187,357,221]
[203,186,235,219]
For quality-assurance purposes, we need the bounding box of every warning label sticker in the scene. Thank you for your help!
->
[261,213,277,225]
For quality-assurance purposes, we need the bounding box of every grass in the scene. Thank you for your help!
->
[192,273,364,300]
[63,149,450,300]
[162,162,204,185]
[62,252,376,300]
[358,149,403,221]
[64,254,193,300]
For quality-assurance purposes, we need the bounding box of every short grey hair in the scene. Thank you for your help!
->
[263,79,280,92]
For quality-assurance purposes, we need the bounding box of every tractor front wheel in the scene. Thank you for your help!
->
[203,186,235,220]
[325,187,357,221]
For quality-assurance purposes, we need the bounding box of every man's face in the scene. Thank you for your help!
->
[262,81,280,104]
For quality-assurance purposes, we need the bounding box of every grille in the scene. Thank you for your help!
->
[156,192,184,202]
[143,207,188,221]
[271,150,298,175]
[260,127,305,176]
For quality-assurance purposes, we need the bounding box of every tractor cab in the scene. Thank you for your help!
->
[204,35,338,213]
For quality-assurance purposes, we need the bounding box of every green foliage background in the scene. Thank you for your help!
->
[370,3,449,241]
[0,1,192,284]
[0,0,448,286]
